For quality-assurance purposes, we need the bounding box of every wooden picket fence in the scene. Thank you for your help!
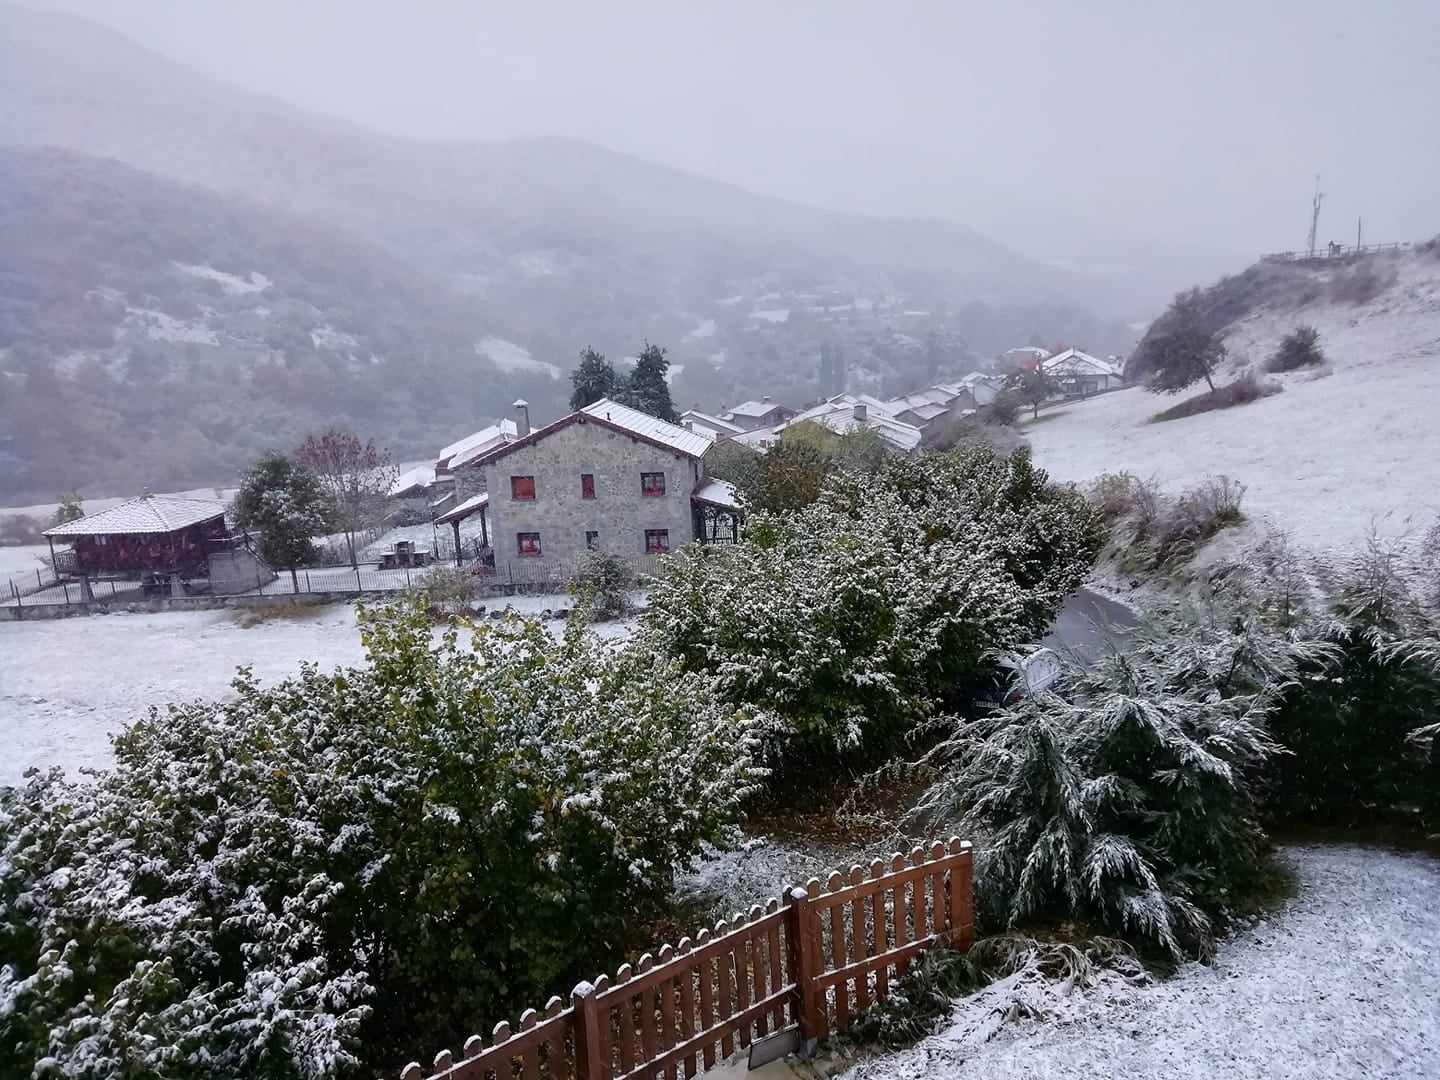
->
[401,839,973,1080]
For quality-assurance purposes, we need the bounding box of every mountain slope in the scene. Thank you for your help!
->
[1025,245,1440,554]
[0,146,567,501]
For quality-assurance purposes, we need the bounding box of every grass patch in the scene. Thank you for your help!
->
[1149,373,1280,423]
[233,601,328,628]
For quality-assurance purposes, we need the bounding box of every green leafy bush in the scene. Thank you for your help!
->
[641,448,1103,781]
[1266,541,1440,827]
[568,551,633,621]
[1265,325,1326,372]
[0,604,759,1078]
[411,564,477,620]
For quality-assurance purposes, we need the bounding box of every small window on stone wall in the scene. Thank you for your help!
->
[517,532,542,557]
[586,530,600,550]
[641,472,665,497]
[511,475,536,500]
[582,473,595,499]
[645,529,669,554]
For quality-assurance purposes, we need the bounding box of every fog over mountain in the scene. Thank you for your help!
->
[1,0,1436,500]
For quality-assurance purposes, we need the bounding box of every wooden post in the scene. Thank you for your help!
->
[785,886,822,1047]
[572,980,606,1080]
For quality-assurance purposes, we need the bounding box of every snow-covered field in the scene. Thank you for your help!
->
[1026,253,1440,555]
[0,598,638,787]
[0,544,49,592]
[845,845,1440,1080]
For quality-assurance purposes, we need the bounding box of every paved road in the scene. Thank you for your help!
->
[1042,587,1139,665]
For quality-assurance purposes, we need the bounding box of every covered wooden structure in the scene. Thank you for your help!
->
[690,478,743,545]
[44,493,243,597]
[433,491,490,566]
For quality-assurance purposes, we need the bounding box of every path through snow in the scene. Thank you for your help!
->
[844,845,1439,1079]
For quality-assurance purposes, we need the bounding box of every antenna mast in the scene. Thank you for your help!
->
[1306,174,1325,258]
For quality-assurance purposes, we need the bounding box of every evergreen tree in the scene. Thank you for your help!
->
[1146,289,1226,394]
[568,346,620,411]
[49,489,84,527]
[619,341,679,422]
[231,451,332,590]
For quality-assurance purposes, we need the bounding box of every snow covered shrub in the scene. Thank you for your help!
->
[1327,257,1397,304]
[1090,473,1245,572]
[1265,325,1325,372]
[0,604,758,1078]
[410,564,476,620]
[915,602,1311,959]
[640,448,1103,782]
[1148,372,1280,424]
[1266,540,1440,827]
[568,551,632,621]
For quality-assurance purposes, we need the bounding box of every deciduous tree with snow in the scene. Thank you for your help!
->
[295,427,397,568]
[1144,288,1226,394]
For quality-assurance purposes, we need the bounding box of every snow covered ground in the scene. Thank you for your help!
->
[844,845,1440,1080]
[0,598,638,787]
[1026,252,1440,555]
[0,544,49,592]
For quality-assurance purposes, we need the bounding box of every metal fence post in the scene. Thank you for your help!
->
[305,570,312,592]
[405,564,411,589]
[11,580,21,608]
[35,568,42,590]
[355,566,363,593]
[61,582,71,605]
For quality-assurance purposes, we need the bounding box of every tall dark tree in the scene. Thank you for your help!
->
[1146,289,1226,394]
[295,427,397,569]
[232,451,332,591]
[619,341,679,422]
[569,346,620,411]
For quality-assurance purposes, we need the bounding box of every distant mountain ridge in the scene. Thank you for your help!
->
[0,2,1133,501]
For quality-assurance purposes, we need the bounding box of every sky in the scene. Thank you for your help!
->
[22,0,1440,266]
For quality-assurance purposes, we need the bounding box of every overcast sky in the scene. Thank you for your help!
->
[27,0,1440,263]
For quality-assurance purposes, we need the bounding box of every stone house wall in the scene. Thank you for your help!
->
[480,419,704,577]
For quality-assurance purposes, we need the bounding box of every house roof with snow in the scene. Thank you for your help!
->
[434,491,489,526]
[389,464,436,498]
[775,394,924,452]
[468,398,714,469]
[680,408,746,436]
[691,478,742,511]
[45,493,228,538]
[435,419,520,472]
[1040,349,1124,378]
[723,398,796,420]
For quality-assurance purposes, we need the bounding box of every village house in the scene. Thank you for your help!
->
[719,396,798,431]
[997,345,1052,372]
[679,406,746,442]
[1040,348,1125,398]
[446,398,741,578]
[768,393,925,453]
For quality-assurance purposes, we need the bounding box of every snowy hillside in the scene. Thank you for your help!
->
[1026,248,1440,554]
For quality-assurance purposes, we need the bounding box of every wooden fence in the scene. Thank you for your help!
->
[401,839,973,1080]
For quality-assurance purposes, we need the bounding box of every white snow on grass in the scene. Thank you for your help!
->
[476,335,563,379]
[845,845,1440,1080]
[0,599,640,786]
[0,545,49,592]
[1026,254,1440,555]
[175,263,271,294]
[126,308,220,345]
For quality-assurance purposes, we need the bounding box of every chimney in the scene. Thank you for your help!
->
[682,420,694,431]
[513,399,530,437]
[852,402,868,422]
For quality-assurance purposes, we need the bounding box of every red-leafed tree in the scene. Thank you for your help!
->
[295,427,397,568]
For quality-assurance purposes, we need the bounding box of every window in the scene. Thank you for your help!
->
[581,473,595,499]
[517,532,542,557]
[645,529,670,554]
[585,530,600,550]
[641,472,665,497]
[510,475,536,500]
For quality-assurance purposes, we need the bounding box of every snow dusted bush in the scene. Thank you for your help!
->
[0,604,759,1078]
[568,551,633,621]
[915,602,1316,960]
[640,448,1103,780]
[1267,539,1440,827]
[1265,325,1326,373]
[1089,472,1246,571]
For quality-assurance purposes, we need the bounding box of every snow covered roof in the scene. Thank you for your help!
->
[436,419,519,471]
[1041,349,1124,378]
[468,398,714,468]
[729,426,780,449]
[580,399,714,457]
[724,399,793,419]
[1002,346,1052,358]
[681,408,746,436]
[434,491,489,526]
[777,394,923,452]
[690,478,742,511]
[45,493,227,538]
[389,464,436,497]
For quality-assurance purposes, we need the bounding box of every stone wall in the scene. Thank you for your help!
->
[481,418,703,577]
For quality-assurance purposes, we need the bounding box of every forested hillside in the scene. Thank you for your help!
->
[0,147,565,500]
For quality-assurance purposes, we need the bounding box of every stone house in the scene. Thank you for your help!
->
[459,398,740,578]
[720,396,798,432]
